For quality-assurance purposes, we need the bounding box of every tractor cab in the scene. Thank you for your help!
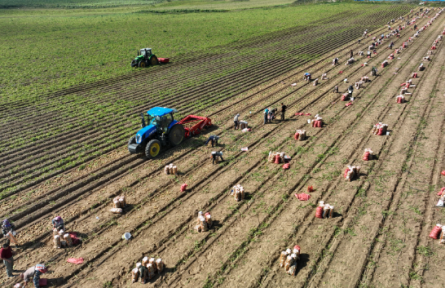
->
[128,107,185,159]
[142,107,175,133]
[139,48,152,58]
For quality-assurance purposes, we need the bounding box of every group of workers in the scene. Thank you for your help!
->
[264,103,287,124]
[205,102,287,164]
[1,217,64,287]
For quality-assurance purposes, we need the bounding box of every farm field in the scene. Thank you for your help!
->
[2,2,445,288]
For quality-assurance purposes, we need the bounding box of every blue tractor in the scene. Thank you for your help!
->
[128,107,185,159]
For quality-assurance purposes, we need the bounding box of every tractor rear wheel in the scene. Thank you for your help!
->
[145,139,161,159]
[139,61,146,68]
[150,56,159,66]
[168,124,185,146]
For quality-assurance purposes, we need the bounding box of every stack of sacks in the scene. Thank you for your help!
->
[164,163,178,175]
[110,195,126,214]
[279,245,301,276]
[231,184,245,201]
[362,148,373,161]
[371,123,388,136]
[344,165,360,181]
[315,201,335,218]
[311,115,323,128]
[294,129,306,141]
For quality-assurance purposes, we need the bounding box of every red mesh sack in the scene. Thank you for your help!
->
[429,225,442,239]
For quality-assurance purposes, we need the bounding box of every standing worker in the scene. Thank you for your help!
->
[280,103,287,121]
[233,114,240,130]
[0,240,15,278]
[21,264,47,288]
[2,219,18,247]
[52,216,65,232]
[204,135,220,147]
[350,50,353,58]
[264,107,269,124]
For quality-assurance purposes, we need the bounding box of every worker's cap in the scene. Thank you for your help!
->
[54,216,62,221]
[36,264,48,273]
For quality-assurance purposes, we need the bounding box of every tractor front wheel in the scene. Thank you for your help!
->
[168,124,185,146]
[139,61,146,68]
[145,139,161,159]
[150,56,159,66]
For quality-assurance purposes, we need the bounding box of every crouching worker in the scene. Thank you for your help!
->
[52,216,65,233]
[348,85,354,97]
[205,135,220,147]
[211,151,224,164]
[21,263,47,288]
[2,219,18,247]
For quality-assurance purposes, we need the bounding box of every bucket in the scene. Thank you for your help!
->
[122,232,131,240]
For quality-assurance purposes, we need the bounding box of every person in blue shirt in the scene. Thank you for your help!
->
[264,108,269,124]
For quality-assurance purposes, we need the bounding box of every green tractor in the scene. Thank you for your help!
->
[131,48,159,68]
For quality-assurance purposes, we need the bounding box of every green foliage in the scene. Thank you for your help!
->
[0,3,394,105]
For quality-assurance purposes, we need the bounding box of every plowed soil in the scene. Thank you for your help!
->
[2,5,445,288]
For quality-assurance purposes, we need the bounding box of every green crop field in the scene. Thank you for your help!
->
[0,2,403,106]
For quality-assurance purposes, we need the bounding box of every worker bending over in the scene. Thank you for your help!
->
[205,135,220,147]
[21,263,47,288]
[2,219,18,246]
[211,151,224,164]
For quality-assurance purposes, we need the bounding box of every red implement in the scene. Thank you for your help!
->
[177,115,212,138]
[158,58,170,63]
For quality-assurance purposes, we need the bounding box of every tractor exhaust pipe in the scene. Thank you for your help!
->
[141,113,146,128]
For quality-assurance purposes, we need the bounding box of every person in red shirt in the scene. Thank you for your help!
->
[0,240,15,277]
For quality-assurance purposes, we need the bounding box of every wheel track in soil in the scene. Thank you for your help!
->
[358,39,445,288]
[0,13,417,234]
[0,15,412,207]
[283,20,445,288]
[306,30,445,288]
[9,14,426,288]
[191,15,444,288]
[411,74,445,288]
